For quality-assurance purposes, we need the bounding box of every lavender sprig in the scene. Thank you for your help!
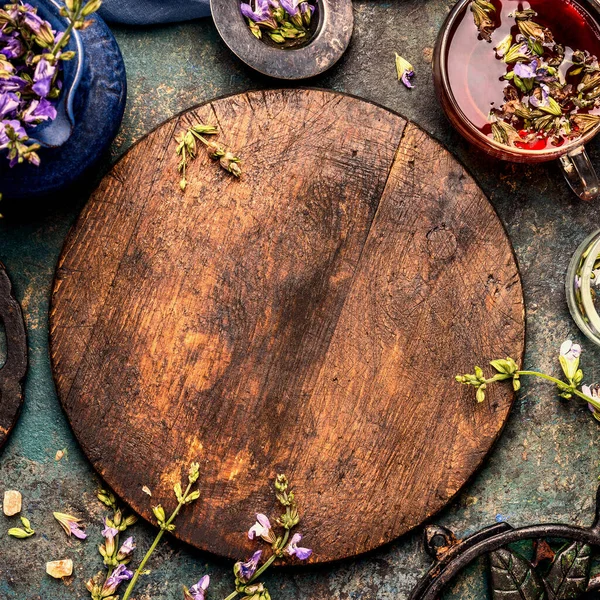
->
[185,474,312,600]
[120,462,202,600]
[457,340,600,421]
[176,123,241,190]
[86,489,138,600]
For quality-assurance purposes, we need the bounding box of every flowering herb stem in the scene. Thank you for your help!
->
[121,463,201,600]
[457,341,600,420]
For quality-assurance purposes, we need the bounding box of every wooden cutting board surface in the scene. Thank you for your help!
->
[50,89,525,563]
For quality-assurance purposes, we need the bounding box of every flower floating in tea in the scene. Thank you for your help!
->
[469,6,600,150]
[0,0,102,168]
[240,0,316,47]
[470,0,497,42]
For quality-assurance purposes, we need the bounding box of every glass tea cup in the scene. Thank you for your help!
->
[433,0,600,201]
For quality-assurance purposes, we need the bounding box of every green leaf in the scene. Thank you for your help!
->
[545,542,591,600]
[489,547,545,600]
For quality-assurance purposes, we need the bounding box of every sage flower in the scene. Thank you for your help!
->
[53,511,87,540]
[0,93,20,118]
[248,514,277,543]
[240,0,277,29]
[184,575,210,600]
[495,34,512,58]
[20,97,57,123]
[101,564,133,596]
[31,57,56,98]
[285,533,312,560]
[395,53,415,89]
[528,83,550,108]
[102,518,119,539]
[116,536,136,561]
[234,550,262,582]
[559,339,582,382]
[513,59,538,80]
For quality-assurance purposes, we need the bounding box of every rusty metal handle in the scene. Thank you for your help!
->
[0,262,27,449]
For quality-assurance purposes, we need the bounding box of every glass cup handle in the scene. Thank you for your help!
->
[559,146,600,202]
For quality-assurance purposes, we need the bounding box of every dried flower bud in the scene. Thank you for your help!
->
[153,504,166,524]
[220,152,242,177]
[206,141,226,159]
[188,461,200,483]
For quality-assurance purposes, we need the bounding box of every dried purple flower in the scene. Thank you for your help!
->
[20,98,57,124]
[53,511,87,540]
[116,536,136,561]
[583,383,600,422]
[31,57,57,98]
[240,0,277,29]
[234,550,263,582]
[102,518,119,539]
[285,533,312,560]
[184,575,210,600]
[102,564,133,596]
[395,53,415,89]
[0,93,20,118]
[513,59,538,80]
[248,513,277,543]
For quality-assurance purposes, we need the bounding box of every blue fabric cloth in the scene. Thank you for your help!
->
[98,0,210,25]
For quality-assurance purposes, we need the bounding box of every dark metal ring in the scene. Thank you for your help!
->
[409,486,600,600]
[0,263,27,451]
[210,0,353,80]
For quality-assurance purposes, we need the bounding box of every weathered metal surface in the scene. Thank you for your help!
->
[1,0,600,598]
[211,0,353,79]
[410,487,600,600]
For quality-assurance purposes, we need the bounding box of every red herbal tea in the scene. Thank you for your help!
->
[444,0,600,151]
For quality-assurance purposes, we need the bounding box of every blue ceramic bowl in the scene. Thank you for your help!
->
[0,0,126,199]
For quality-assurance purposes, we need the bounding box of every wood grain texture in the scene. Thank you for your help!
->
[0,262,27,450]
[50,89,525,563]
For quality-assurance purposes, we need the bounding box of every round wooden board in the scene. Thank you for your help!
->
[50,89,525,563]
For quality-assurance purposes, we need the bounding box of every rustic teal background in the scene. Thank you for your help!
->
[2,1,600,598]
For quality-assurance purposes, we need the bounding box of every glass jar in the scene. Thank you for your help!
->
[566,230,600,346]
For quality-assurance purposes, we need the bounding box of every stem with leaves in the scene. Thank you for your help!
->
[121,462,201,600]
[456,340,600,420]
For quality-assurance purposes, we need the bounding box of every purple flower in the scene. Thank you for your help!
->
[102,518,119,539]
[0,75,27,93]
[280,0,300,15]
[116,536,136,560]
[0,32,24,60]
[528,83,550,108]
[234,550,262,582]
[240,0,277,28]
[0,93,20,119]
[53,511,87,540]
[248,514,277,543]
[395,54,415,89]
[184,575,210,600]
[102,564,133,596]
[32,57,57,98]
[513,59,539,80]
[20,98,57,124]
[20,5,48,34]
[285,533,312,560]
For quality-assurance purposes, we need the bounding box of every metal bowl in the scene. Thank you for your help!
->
[210,0,353,79]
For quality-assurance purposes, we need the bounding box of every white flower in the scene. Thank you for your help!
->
[559,340,582,381]
[248,514,276,543]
